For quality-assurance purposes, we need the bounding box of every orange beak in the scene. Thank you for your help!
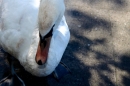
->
[35,37,51,65]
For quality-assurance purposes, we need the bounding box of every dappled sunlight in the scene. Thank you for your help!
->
[56,0,130,86]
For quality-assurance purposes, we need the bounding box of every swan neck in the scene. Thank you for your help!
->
[38,0,58,37]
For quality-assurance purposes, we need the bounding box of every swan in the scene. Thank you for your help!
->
[0,0,70,77]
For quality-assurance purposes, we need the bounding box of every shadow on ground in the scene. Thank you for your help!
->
[82,0,127,8]
[48,9,130,86]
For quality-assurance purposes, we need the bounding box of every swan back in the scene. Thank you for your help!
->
[0,0,40,58]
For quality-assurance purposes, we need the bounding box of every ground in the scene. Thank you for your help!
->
[1,0,130,86]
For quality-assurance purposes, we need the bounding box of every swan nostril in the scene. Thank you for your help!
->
[37,60,43,65]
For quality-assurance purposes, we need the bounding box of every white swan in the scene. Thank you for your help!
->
[0,0,70,77]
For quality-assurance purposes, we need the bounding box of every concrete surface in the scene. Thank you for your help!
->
[49,0,130,86]
[1,0,130,86]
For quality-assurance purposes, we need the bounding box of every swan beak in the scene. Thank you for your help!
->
[35,37,51,65]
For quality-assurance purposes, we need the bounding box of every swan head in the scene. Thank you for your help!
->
[17,0,69,77]
[36,0,65,65]
[38,0,65,37]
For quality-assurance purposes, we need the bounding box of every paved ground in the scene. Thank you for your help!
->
[49,0,130,86]
[1,0,130,86]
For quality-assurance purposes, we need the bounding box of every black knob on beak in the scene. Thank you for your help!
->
[39,24,55,47]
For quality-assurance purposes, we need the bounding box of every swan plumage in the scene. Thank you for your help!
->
[0,0,70,77]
